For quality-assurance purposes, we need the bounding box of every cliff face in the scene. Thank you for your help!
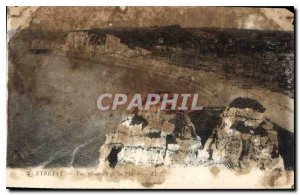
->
[27,26,293,97]
[98,98,285,175]
[62,32,151,58]
[98,110,204,170]
[204,98,283,170]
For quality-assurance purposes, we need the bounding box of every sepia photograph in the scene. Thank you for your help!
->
[6,6,295,189]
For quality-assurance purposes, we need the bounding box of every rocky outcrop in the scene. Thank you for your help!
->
[98,98,285,173]
[62,31,151,58]
[104,34,151,57]
[62,31,106,54]
[98,110,203,171]
[203,98,284,170]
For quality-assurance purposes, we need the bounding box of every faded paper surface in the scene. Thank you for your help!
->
[7,7,294,189]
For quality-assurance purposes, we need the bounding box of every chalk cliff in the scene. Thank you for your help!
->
[98,98,285,173]
[98,110,204,170]
[203,98,284,170]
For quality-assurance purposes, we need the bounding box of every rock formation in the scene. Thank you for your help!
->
[203,98,284,171]
[62,31,151,58]
[98,98,285,173]
[98,110,204,171]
